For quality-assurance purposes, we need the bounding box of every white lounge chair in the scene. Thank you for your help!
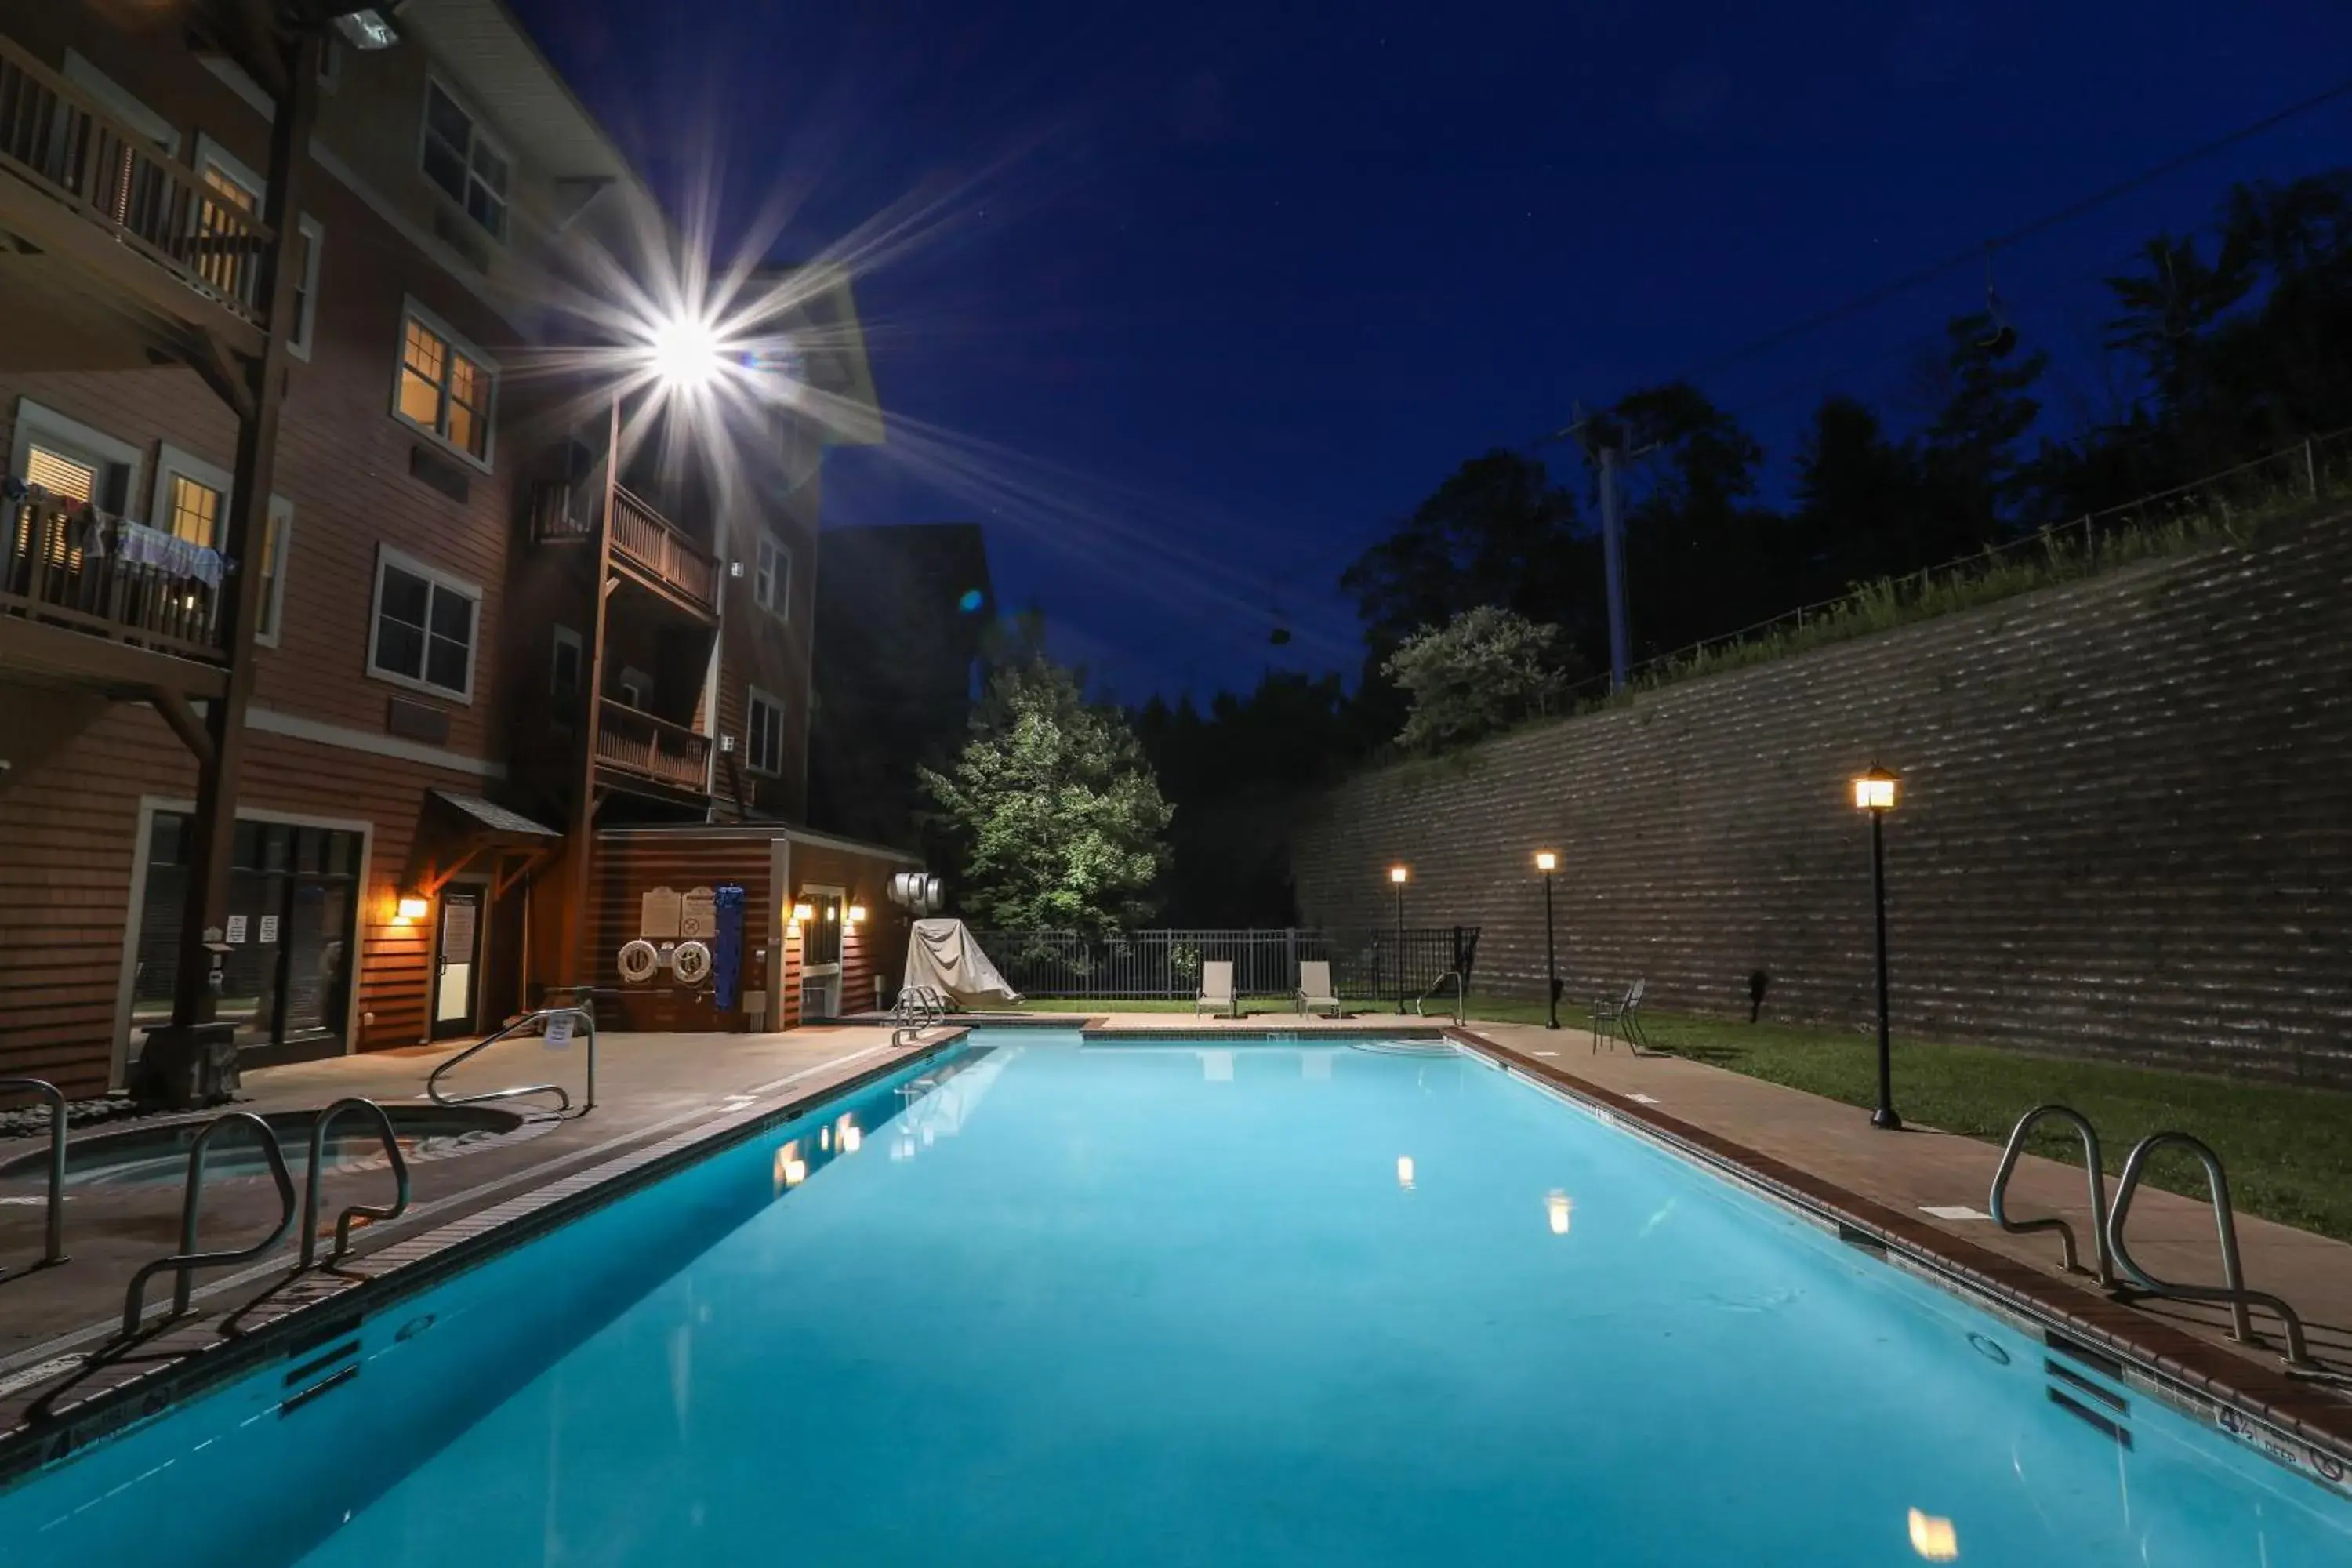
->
[1295,960,1343,1018]
[1195,960,1238,1018]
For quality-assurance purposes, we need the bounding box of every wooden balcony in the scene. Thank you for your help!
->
[0,34,274,369]
[531,481,720,620]
[596,699,712,796]
[1,491,231,694]
[609,486,719,618]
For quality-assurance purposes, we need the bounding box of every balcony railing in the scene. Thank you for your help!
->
[608,485,719,614]
[0,36,274,328]
[596,699,712,794]
[2,490,231,662]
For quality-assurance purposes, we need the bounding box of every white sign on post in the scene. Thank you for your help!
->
[258,915,280,945]
[543,1011,575,1051]
[224,914,249,945]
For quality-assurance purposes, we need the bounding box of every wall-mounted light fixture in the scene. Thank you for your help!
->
[846,905,867,924]
[792,902,815,925]
[395,894,430,921]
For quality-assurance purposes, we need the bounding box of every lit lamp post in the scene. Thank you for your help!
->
[1389,864,1410,1014]
[1851,765,1901,1131]
[1534,851,1561,1029]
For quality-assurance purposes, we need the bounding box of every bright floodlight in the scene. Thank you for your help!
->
[648,312,726,390]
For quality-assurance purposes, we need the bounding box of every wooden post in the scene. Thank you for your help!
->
[146,34,321,1105]
[557,395,623,996]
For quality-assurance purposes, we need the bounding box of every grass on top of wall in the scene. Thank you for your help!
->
[1457,993,2352,1244]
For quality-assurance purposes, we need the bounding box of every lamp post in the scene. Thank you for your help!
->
[1534,851,1560,1029]
[1388,865,1410,1014]
[1851,765,1900,1131]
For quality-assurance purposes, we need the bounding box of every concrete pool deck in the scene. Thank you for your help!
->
[1,1011,2347,1461]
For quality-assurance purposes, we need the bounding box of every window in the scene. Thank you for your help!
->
[754,532,792,621]
[288,219,325,361]
[746,688,786,776]
[256,499,294,646]
[368,546,480,701]
[394,302,497,466]
[194,136,322,349]
[617,667,650,710]
[10,400,140,513]
[419,80,509,241]
[550,626,583,728]
[151,445,233,548]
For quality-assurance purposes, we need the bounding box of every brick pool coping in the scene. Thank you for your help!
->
[1447,1026,2352,1494]
[0,1029,970,1494]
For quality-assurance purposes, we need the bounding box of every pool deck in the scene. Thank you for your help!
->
[2,1011,2348,1469]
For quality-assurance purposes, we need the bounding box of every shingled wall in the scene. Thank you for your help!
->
[1291,510,2352,1083]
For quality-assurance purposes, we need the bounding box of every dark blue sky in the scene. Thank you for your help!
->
[513,1,2352,701]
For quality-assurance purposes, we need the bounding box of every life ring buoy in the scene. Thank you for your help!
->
[617,939,659,985]
[671,939,713,985]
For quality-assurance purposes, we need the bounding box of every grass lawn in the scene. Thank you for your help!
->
[1011,993,2352,1241]
[1457,993,2352,1244]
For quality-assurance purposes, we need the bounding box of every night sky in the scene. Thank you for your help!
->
[510,1,2352,701]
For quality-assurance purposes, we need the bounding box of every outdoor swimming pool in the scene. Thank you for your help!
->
[3,1030,2347,1565]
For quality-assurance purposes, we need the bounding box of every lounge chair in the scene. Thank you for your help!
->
[1590,978,1650,1053]
[1295,960,1343,1018]
[1195,960,1238,1018]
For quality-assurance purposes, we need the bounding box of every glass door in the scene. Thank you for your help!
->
[800,891,843,1020]
[432,887,484,1040]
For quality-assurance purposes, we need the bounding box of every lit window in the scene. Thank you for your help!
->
[24,445,97,505]
[754,532,791,621]
[747,688,786,776]
[394,307,496,463]
[165,474,223,548]
[368,547,479,700]
[420,81,508,241]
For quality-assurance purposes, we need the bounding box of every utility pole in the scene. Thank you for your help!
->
[1597,443,1630,690]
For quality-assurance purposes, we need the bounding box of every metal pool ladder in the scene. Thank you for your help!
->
[0,1076,69,1268]
[1412,971,1465,1026]
[428,1006,597,1115]
[122,1112,297,1337]
[1988,1104,2113,1285]
[299,1098,412,1269]
[1988,1106,2316,1370]
[2108,1130,2314,1369]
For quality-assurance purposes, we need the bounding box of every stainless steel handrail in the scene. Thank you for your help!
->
[2107,1130,2313,1368]
[0,1077,68,1266]
[1988,1105,2113,1284]
[121,1112,296,1336]
[299,1098,412,1269]
[427,1006,596,1114]
[1413,970,1465,1026]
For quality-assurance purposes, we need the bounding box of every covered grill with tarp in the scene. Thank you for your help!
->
[903,918,1022,1010]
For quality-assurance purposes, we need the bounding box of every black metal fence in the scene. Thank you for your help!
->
[970,927,1479,1005]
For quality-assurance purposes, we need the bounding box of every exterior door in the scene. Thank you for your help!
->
[432,887,484,1040]
[800,891,844,1019]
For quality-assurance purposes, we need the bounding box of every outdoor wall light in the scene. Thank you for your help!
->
[395,894,430,921]
[1852,765,1900,813]
[846,905,867,924]
[792,902,815,924]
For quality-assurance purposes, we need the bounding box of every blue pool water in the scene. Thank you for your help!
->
[5,1032,2348,1566]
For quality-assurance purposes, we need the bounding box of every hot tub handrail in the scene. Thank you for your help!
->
[2107,1129,2314,1369]
[299,1097,412,1269]
[1988,1104,2113,1284]
[0,1077,69,1268]
[121,1112,297,1337]
[426,1006,596,1116]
